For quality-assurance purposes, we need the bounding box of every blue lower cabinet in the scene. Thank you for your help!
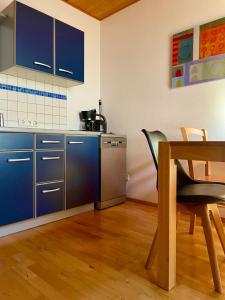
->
[0,152,33,226]
[36,151,64,183]
[36,182,64,216]
[66,136,100,208]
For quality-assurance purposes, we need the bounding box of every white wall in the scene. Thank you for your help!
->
[101,0,225,202]
[0,0,100,129]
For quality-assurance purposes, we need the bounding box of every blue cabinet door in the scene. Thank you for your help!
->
[16,2,53,74]
[0,152,33,226]
[55,20,84,82]
[66,136,99,208]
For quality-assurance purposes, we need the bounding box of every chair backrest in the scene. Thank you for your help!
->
[181,127,211,178]
[142,129,193,189]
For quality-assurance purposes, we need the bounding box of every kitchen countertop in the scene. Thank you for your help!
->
[0,127,126,138]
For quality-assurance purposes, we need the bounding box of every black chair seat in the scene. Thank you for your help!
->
[178,183,225,204]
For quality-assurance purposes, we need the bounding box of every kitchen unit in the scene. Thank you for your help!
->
[0,130,101,236]
[0,1,84,87]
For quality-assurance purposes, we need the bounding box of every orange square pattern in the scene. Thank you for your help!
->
[200,23,225,58]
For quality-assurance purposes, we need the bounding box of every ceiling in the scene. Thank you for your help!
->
[62,0,140,20]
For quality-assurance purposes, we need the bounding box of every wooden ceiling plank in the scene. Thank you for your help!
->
[63,0,140,20]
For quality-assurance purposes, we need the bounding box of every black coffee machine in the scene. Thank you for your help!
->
[79,109,107,133]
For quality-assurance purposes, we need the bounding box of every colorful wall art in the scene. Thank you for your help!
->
[171,17,225,88]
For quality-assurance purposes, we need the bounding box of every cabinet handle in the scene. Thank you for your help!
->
[59,68,74,75]
[68,141,84,145]
[41,140,61,144]
[33,61,52,69]
[41,156,61,161]
[42,188,61,194]
[7,158,31,163]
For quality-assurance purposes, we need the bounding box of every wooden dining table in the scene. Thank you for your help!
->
[157,141,225,291]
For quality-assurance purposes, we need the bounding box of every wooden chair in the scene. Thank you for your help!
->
[181,127,211,179]
[142,129,225,293]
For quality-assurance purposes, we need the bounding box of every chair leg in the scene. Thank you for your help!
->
[145,228,158,269]
[189,213,196,234]
[209,204,225,256]
[199,205,222,293]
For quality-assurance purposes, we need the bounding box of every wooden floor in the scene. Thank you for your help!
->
[0,201,225,299]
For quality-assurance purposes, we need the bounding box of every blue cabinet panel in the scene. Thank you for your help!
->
[16,2,53,74]
[66,136,99,208]
[0,152,33,226]
[0,133,33,150]
[37,182,64,216]
[36,134,64,149]
[36,151,64,183]
[55,20,84,82]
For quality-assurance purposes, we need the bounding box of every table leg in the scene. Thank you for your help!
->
[157,142,177,290]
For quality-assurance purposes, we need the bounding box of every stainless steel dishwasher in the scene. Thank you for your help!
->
[95,134,127,209]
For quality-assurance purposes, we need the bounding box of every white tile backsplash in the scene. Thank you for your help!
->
[0,74,67,129]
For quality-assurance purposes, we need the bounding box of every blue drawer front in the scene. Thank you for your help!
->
[36,151,64,183]
[0,152,33,226]
[36,134,64,149]
[37,182,64,216]
[0,133,33,150]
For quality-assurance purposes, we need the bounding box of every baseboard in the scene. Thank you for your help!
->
[127,198,158,207]
[127,198,225,223]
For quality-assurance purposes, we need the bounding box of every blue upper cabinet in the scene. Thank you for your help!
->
[16,2,54,75]
[55,20,84,82]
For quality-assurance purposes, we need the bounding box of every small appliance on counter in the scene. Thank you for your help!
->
[79,109,107,133]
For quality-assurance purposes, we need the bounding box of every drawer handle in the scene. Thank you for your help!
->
[42,188,61,194]
[68,141,84,144]
[41,140,61,144]
[41,156,61,161]
[59,68,74,75]
[7,158,31,163]
[33,61,52,69]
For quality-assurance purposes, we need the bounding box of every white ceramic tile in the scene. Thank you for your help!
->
[0,90,7,100]
[53,116,60,124]
[45,115,52,124]
[45,123,53,129]
[53,107,60,116]
[60,116,67,125]
[28,113,36,121]
[53,86,60,94]
[8,101,18,111]
[28,104,36,113]
[60,124,67,130]
[37,114,44,123]
[45,97,52,106]
[0,74,7,84]
[18,111,28,120]
[60,108,67,117]
[17,78,26,87]
[36,95,44,105]
[44,106,52,115]
[7,75,17,86]
[27,80,35,89]
[27,94,35,103]
[18,119,27,127]
[52,99,60,107]
[7,91,17,101]
[18,92,27,102]
[36,81,44,91]
[59,101,67,108]
[0,100,7,110]
[18,102,28,112]
[37,105,44,114]
[8,120,18,127]
[36,122,45,129]
[44,83,52,92]
[8,111,18,121]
